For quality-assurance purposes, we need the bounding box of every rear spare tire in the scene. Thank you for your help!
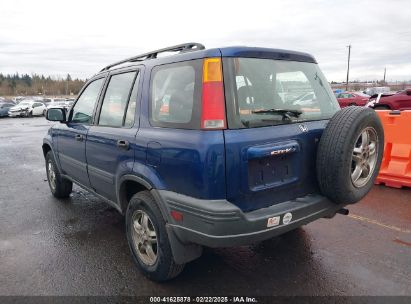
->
[316,107,384,204]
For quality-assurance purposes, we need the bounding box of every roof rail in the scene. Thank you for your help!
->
[100,42,205,72]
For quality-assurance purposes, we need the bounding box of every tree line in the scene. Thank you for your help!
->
[0,73,86,96]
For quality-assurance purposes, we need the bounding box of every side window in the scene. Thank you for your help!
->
[124,73,140,127]
[150,60,201,128]
[72,78,105,124]
[98,71,138,127]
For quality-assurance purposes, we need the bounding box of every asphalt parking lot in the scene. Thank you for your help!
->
[0,116,410,297]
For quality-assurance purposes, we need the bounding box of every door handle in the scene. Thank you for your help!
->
[117,140,130,150]
[75,134,84,141]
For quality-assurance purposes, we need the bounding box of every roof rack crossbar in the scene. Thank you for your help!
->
[100,42,205,72]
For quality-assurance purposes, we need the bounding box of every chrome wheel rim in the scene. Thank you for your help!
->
[131,210,158,266]
[48,161,56,191]
[351,127,378,188]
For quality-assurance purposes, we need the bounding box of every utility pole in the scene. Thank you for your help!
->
[346,44,351,91]
[383,67,386,84]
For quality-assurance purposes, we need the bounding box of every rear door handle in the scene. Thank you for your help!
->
[75,134,84,141]
[117,140,130,150]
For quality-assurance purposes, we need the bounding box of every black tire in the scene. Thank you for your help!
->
[45,151,73,198]
[126,191,184,281]
[316,107,384,204]
[27,111,32,117]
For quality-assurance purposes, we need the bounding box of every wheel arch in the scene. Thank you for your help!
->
[117,175,153,214]
[42,138,63,174]
[42,143,52,158]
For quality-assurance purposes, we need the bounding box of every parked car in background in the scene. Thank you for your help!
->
[292,92,316,106]
[12,96,26,104]
[364,87,390,96]
[0,102,16,117]
[370,89,411,110]
[42,97,66,105]
[8,100,46,117]
[333,89,344,96]
[66,98,76,107]
[336,92,370,107]
[46,100,70,109]
[42,98,53,104]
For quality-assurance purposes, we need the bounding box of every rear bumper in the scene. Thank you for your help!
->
[157,190,343,248]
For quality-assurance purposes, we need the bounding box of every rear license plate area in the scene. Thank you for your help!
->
[248,153,299,191]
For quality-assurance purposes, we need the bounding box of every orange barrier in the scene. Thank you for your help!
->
[375,110,411,188]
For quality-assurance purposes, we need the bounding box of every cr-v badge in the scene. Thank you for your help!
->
[299,124,308,132]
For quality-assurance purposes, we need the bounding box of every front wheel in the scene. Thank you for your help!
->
[45,151,73,198]
[126,191,184,281]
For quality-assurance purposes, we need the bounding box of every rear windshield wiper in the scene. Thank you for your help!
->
[251,108,302,120]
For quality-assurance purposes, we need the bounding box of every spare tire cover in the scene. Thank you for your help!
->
[316,107,384,204]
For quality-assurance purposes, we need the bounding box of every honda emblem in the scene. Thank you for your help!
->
[299,124,308,132]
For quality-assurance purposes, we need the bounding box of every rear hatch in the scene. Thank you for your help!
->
[222,55,340,212]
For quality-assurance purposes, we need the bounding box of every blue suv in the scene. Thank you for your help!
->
[43,43,384,281]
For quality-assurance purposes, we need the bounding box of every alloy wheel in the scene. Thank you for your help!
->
[131,210,158,266]
[47,160,56,191]
[351,127,378,188]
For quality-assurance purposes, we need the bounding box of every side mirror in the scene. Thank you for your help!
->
[46,108,67,122]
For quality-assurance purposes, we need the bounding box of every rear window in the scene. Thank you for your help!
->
[224,58,340,128]
[150,60,202,129]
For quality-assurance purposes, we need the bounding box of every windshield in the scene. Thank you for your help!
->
[224,58,340,128]
[18,102,30,107]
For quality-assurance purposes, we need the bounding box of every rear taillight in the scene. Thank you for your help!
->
[201,58,226,130]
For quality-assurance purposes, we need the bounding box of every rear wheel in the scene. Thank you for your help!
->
[45,151,72,198]
[316,107,384,204]
[126,191,184,281]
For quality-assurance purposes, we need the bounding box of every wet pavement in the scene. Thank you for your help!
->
[0,117,410,296]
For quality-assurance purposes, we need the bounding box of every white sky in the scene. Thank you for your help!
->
[1,0,410,82]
